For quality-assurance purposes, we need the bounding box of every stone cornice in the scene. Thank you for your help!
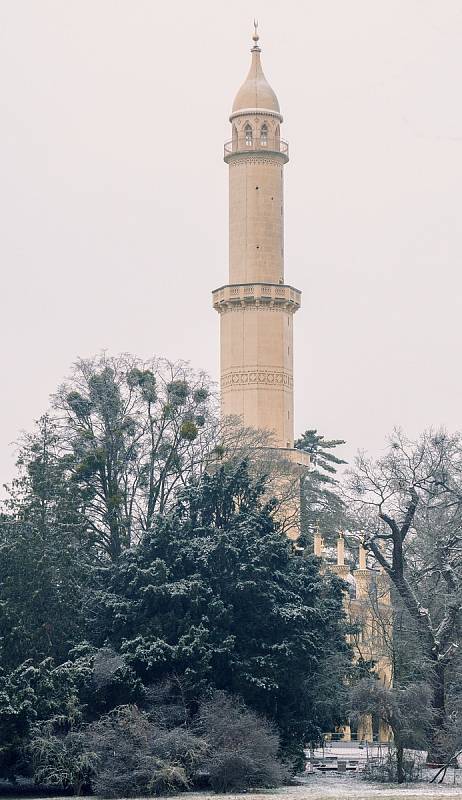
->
[229,108,283,123]
[212,282,301,313]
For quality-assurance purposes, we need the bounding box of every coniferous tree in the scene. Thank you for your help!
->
[1,416,94,670]
[0,360,357,782]
[90,461,352,763]
[295,429,347,543]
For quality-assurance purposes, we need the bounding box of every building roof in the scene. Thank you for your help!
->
[231,26,280,115]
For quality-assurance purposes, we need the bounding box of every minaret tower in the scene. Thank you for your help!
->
[213,25,304,456]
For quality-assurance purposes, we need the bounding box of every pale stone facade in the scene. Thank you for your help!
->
[315,531,393,743]
[213,27,307,468]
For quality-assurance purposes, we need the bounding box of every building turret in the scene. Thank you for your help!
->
[213,24,304,455]
[331,532,351,580]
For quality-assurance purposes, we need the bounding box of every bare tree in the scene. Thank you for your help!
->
[7,353,308,561]
[50,353,218,560]
[350,679,434,783]
[213,417,307,537]
[345,429,462,762]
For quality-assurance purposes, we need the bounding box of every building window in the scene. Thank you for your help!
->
[260,123,268,146]
[244,124,253,147]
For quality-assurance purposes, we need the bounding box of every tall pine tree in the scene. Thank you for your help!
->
[295,429,347,544]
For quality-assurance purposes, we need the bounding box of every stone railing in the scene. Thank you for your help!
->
[224,138,289,159]
[212,282,301,312]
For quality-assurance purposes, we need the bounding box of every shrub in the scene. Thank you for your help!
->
[88,704,205,797]
[197,691,288,792]
[152,727,207,773]
[363,748,424,783]
[29,728,97,795]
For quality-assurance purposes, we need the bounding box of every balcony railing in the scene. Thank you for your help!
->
[212,282,301,311]
[224,138,289,158]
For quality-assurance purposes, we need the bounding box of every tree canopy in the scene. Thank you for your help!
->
[295,429,347,542]
[90,460,351,763]
[345,429,462,762]
[0,355,355,786]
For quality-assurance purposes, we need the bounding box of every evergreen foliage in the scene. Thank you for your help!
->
[295,429,347,542]
[0,658,82,781]
[0,519,89,670]
[0,352,355,790]
[90,460,351,763]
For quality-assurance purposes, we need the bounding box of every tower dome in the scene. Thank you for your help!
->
[231,24,281,117]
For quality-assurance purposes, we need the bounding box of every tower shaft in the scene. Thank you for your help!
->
[229,153,284,284]
[213,32,302,453]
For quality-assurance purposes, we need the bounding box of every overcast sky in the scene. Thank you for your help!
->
[1,0,461,487]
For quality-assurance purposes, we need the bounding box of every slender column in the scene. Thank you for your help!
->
[213,29,303,452]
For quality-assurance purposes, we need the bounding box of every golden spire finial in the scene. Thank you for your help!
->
[252,19,260,50]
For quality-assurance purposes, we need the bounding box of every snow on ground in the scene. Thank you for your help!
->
[17,776,462,800]
[162,774,462,800]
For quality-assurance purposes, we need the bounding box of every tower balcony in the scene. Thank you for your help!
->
[213,282,301,313]
[224,138,289,163]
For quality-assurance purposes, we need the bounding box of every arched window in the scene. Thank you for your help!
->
[244,124,253,147]
[275,124,280,148]
[260,123,268,146]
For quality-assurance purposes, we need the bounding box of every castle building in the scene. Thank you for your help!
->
[315,530,393,743]
[213,26,308,484]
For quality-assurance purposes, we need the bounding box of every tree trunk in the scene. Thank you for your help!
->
[427,661,447,765]
[374,546,451,763]
[396,742,405,784]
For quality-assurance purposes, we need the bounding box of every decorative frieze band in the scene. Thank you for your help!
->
[218,304,296,315]
[229,108,283,123]
[227,156,286,167]
[222,368,293,389]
